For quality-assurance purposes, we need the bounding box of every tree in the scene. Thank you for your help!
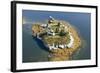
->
[59,29,66,36]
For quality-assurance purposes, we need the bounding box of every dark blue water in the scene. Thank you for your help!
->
[22,10,91,62]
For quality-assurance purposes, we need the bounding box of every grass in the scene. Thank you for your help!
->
[42,32,70,45]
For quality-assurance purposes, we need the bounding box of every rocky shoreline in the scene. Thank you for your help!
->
[32,17,82,61]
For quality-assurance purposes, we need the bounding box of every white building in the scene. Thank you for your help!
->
[67,33,74,48]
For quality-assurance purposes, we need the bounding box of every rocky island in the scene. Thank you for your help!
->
[32,16,81,61]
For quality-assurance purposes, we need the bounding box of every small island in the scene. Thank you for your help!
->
[32,16,81,61]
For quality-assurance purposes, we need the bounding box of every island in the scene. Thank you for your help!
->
[32,16,81,61]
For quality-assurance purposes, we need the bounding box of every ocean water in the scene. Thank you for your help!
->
[22,10,91,62]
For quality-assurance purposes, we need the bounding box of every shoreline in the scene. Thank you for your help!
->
[32,19,82,61]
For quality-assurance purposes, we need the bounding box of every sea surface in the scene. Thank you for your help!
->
[22,10,91,62]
